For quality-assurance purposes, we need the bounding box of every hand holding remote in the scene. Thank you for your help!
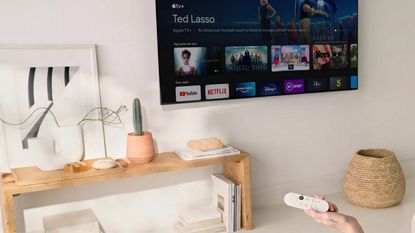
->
[284,192,330,212]
[304,195,364,233]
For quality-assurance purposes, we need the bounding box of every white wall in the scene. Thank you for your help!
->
[1,0,415,232]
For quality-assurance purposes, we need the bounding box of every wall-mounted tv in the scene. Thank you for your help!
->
[156,0,358,105]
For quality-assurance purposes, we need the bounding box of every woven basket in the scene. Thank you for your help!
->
[344,149,406,208]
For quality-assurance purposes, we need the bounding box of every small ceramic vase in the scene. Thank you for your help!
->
[126,131,155,164]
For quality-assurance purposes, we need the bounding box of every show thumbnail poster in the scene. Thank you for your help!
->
[313,44,349,70]
[271,45,310,72]
[174,47,222,77]
[156,0,358,104]
[225,46,268,72]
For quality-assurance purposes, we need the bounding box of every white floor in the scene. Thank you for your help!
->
[251,177,415,233]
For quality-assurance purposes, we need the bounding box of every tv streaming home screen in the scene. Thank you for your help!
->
[156,0,358,104]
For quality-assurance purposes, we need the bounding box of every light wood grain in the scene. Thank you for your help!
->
[0,187,16,233]
[4,153,249,195]
[12,159,123,187]
[224,156,253,230]
[0,152,252,233]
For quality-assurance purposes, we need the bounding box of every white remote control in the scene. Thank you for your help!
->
[284,192,330,212]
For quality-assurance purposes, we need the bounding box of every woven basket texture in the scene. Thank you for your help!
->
[344,149,406,208]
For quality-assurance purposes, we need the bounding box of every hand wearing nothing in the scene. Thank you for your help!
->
[304,195,364,233]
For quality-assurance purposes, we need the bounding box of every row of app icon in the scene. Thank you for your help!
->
[175,76,358,102]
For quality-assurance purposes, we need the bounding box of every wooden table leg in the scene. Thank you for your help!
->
[1,187,16,233]
[224,156,253,230]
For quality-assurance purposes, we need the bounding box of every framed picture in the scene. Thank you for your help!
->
[0,45,105,171]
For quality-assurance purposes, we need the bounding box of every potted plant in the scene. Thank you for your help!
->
[126,98,155,163]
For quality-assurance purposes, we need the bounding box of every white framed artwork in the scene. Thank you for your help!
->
[0,45,106,171]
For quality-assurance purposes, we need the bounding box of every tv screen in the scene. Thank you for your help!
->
[156,0,358,104]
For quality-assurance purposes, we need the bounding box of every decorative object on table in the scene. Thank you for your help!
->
[28,125,85,171]
[174,205,226,233]
[175,145,240,161]
[0,45,105,171]
[64,161,91,174]
[43,209,106,233]
[0,104,126,171]
[115,158,130,168]
[78,104,127,170]
[187,137,225,152]
[344,149,406,208]
[92,159,117,170]
[126,98,155,164]
[1,173,15,184]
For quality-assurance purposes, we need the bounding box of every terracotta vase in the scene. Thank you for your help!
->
[126,131,155,164]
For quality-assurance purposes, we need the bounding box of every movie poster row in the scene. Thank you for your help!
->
[174,44,358,77]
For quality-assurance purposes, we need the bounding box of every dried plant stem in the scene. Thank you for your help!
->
[0,107,61,127]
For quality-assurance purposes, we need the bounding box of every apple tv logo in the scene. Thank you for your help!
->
[171,3,184,9]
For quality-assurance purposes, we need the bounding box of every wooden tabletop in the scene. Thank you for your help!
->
[2,152,249,195]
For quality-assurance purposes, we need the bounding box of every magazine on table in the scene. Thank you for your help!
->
[175,145,240,161]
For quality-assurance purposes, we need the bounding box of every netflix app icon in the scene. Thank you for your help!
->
[205,84,230,100]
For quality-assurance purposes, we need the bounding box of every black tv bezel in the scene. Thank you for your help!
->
[155,0,359,105]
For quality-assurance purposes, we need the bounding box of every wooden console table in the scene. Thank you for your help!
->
[1,152,252,233]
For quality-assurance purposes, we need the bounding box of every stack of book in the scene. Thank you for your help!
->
[175,145,240,161]
[174,205,227,233]
[211,174,241,232]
